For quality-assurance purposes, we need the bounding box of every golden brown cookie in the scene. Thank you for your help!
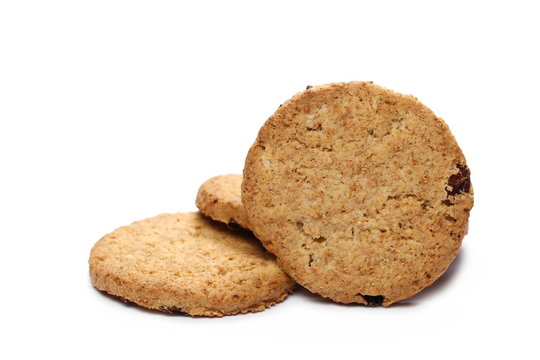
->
[89,212,295,316]
[242,82,473,306]
[196,174,249,229]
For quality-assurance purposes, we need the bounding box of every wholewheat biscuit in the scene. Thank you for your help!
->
[89,212,295,316]
[196,174,249,229]
[242,82,473,306]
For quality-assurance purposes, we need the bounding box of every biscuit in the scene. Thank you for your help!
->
[89,212,295,316]
[242,82,473,306]
[196,174,249,229]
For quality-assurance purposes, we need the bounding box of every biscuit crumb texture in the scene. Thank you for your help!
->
[242,82,473,306]
[196,174,250,229]
[89,212,295,316]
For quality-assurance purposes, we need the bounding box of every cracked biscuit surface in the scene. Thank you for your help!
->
[242,82,473,306]
[196,174,249,229]
[89,212,295,316]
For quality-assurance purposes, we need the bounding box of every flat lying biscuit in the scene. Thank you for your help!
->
[196,174,249,229]
[89,212,295,316]
[242,82,473,306]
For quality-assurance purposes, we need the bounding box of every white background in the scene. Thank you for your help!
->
[1,1,539,359]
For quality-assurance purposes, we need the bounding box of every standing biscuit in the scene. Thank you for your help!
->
[89,212,295,316]
[242,82,473,306]
[196,174,249,229]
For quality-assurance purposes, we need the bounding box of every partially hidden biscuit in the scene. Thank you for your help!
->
[242,82,473,306]
[89,212,295,316]
[196,174,249,229]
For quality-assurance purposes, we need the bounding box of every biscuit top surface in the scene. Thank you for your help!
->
[196,174,249,229]
[90,212,294,316]
[242,82,473,306]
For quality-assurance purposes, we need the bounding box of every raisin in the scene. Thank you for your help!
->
[357,293,384,307]
[447,164,471,196]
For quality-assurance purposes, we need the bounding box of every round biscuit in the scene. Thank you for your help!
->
[242,82,473,306]
[89,212,295,316]
[196,174,249,229]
